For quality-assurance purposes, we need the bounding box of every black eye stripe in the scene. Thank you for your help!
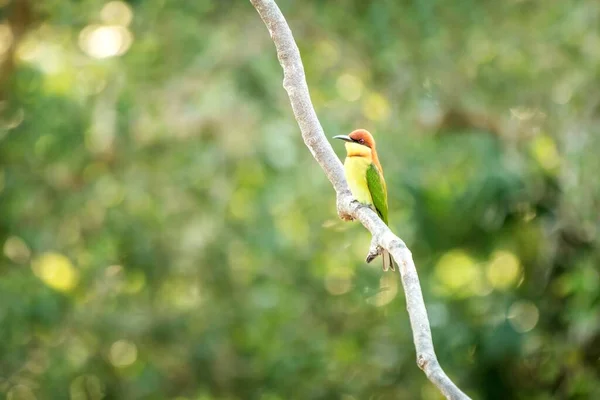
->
[350,137,367,145]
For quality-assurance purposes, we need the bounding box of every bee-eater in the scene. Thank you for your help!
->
[333,129,396,271]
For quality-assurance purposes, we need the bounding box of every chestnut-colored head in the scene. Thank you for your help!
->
[348,129,376,149]
[333,129,382,170]
[332,129,376,149]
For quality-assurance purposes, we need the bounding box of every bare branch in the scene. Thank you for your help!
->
[249,1,471,399]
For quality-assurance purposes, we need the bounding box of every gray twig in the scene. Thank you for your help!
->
[248,1,471,398]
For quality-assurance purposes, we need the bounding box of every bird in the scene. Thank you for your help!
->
[333,129,396,271]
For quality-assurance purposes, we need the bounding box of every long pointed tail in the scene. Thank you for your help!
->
[382,250,396,271]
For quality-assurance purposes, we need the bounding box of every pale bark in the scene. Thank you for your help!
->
[248,1,471,399]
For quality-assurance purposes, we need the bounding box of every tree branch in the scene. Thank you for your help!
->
[248,1,471,399]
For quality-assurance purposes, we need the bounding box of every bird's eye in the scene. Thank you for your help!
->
[358,139,365,144]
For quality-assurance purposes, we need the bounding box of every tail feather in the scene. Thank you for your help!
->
[382,250,396,271]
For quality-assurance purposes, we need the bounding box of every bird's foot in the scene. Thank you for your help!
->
[365,237,383,263]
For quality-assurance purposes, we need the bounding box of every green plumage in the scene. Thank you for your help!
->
[366,163,388,224]
[366,163,395,272]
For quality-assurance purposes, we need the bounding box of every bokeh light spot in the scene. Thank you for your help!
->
[109,340,138,367]
[16,39,64,74]
[229,188,257,221]
[100,1,134,27]
[95,175,124,207]
[367,273,398,307]
[315,40,340,68]
[531,135,560,171]
[486,250,522,290]
[15,35,38,63]
[124,270,146,294]
[275,210,310,247]
[508,300,539,333]
[434,249,481,297]
[0,23,13,56]
[70,375,104,400]
[3,108,25,131]
[32,252,79,292]
[105,264,123,277]
[336,73,363,102]
[79,25,132,59]
[67,338,91,368]
[4,236,31,264]
[362,92,390,121]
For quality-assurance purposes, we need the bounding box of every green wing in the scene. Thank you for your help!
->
[366,163,389,224]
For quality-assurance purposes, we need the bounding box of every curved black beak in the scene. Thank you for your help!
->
[333,135,353,142]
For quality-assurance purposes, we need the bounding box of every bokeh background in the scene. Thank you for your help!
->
[1,0,599,399]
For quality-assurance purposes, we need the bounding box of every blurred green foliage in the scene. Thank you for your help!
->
[1,0,599,399]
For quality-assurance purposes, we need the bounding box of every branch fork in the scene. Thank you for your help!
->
[249,1,471,398]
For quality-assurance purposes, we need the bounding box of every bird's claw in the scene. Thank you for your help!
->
[365,238,383,263]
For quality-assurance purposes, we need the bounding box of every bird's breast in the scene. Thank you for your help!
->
[344,156,373,205]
